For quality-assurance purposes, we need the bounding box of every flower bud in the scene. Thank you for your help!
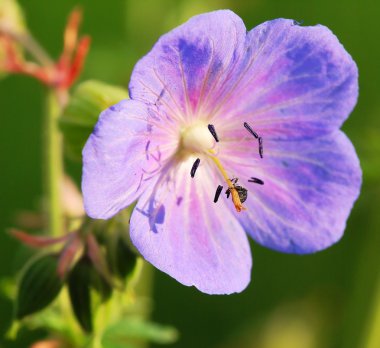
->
[59,80,129,161]
[0,0,26,34]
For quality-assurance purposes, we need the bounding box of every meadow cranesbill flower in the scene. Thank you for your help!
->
[82,10,361,294]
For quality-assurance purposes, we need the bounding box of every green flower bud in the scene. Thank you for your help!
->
[15,254,64,319]
[60,80,129,161]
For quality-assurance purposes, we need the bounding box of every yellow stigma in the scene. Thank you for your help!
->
[208,149,246,212]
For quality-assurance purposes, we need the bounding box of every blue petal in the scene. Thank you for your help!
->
[230,131,362,253]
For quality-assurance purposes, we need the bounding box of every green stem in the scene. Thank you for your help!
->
[362,276,380,348]
[0,25,54,67]
[44,90,65,236]
[342,189,380,348]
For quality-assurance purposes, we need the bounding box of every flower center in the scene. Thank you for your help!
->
[180,122,246,213]
[181,122,214,153]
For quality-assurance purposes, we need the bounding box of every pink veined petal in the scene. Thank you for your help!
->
[129,158,252,294]
[129,10,246,120]
[82,99,177,219]
[211,19,358,140]
[223,130,361,253]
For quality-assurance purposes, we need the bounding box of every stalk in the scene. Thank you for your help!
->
[44,90,65,236]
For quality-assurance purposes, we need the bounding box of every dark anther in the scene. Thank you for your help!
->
[243,122,258,139]
[248,177,264,185]
[244,122,263,158]
[207,124,219,142]
[214,185,223,203]
[292,19,304,26]
[258,137,263,158]
[145,140,151,160]
[190,158,201,178]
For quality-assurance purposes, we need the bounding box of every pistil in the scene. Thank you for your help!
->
[208,149,246,212]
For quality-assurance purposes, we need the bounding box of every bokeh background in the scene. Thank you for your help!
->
[1,0,379,347]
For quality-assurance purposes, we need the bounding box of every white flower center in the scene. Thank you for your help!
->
[181,122,214,154]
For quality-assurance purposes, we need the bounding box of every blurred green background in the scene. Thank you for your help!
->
[1,0,379,347]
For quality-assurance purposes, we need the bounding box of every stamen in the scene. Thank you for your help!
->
[190,158,200,178]
[244,122,263,158]
[258,137,263,158]
[214,185,223,203]
[248,177,264,185]
[243,122,258,139]
[145,140,150,160]
[208,149,246,212]
[207,124,219,142]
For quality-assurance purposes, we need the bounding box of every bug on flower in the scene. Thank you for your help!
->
[225,178,248,204]
[82,11,361,294]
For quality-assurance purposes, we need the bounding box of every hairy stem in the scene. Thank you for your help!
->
[44,90,66,236]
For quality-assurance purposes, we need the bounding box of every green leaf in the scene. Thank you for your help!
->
[89,265,113,302]
[67,258,93,333]
[106,234,137,280]
[15,254,63,319]
[59,80,129,161]
[101,318,179,348]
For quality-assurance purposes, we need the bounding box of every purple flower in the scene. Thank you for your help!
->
[82,11,361,294]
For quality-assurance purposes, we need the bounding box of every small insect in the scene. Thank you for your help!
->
[225,178,248,203]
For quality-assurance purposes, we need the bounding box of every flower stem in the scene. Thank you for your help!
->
[0,26,54,67]
[362,275,380,348]
[44,90,65,236]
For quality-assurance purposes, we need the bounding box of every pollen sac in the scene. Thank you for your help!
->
[248,177,264,185]
[190,158,201,178]
[214,185,223,203]
[207,124,219,142]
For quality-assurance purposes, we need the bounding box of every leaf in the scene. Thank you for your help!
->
[101,318,179,348]
[106,234,137,280]
[67,258,93,333]
[59,80,129,161]
[16,254,63,319]
[89,266,113,302]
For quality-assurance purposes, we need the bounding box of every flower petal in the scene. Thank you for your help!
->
[227,131,361,253]
[129,10,246,118]
[214,19,358,140]
[82,99,177,219]
[130,158,252,294]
